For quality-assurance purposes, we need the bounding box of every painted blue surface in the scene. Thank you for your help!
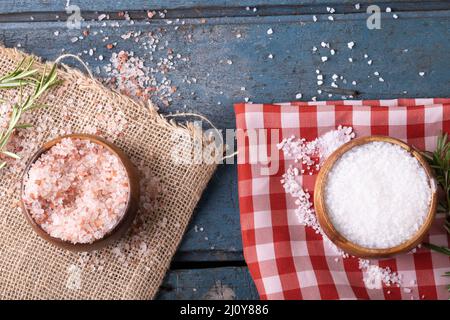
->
[0,2,449,299]
[157,267,259,300]
[2,1,447,13]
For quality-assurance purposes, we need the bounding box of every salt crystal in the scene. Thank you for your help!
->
[347,41,355,49]
[267,28,273,35]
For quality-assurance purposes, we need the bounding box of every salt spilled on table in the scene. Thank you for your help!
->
[279,127,406,288]
[22,138,130,244]
[324,141,434,249]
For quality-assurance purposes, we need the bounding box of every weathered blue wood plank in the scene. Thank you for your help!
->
[175,165,242,261]
[1,1,449,14]
[157,267,259,300]
[0,11,449,262]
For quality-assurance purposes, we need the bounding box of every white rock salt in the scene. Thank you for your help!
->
[324,141,433,249]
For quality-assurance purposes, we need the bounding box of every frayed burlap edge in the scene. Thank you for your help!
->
[0,46,218,300]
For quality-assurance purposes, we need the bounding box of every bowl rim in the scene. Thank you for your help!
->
[20,133,140,252]
[314,135,438,258]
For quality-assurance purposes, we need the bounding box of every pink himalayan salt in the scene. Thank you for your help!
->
[22,138,130,244]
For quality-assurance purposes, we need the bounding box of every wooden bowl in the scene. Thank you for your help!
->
[20,134,140,252]
[314,135,438,258]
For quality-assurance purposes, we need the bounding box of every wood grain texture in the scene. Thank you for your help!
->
[1,3,450,299]
[0,11,449,263]
[157,267,259,300]
[1,1,450,14]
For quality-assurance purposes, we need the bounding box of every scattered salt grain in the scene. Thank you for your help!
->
[267,28,273,35]
[347,41,355,49]
[419,72,425,77]
[324,142,433,248]
[362,263,401,289]
[280,128,408,288]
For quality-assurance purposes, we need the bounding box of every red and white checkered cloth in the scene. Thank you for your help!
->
[234,98,450,300]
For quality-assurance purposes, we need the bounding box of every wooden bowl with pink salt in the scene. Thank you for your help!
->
[314,136,438,258]
[21,134,140,251]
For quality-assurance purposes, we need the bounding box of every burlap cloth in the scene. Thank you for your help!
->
[0,46,218,299]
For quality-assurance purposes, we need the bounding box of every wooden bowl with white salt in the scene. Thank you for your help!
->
[20,134,140,252]
[314,136,438,258]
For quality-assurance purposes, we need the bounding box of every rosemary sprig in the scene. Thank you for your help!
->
[422,132,450,295]
[0,58,38,89]
[422,132,450,218]
[0,58,59,169]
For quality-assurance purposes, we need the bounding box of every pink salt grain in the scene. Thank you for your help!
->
[22,138,130,244]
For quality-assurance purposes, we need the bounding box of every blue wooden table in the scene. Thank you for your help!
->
[0,1,449,299]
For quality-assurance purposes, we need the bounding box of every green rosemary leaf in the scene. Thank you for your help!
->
[0,58,38,89]
[14,123,33,129]
[1,151,20,160]
[0,59,60,171]
[424,243,450,256]
[0,81,28,89]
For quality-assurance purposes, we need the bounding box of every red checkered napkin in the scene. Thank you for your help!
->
[234,98,450,300]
